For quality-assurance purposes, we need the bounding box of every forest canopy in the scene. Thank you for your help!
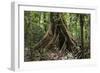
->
[24,11,90,62]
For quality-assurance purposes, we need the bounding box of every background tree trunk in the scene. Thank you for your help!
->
[80,14,84,58]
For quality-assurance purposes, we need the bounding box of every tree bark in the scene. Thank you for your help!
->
[80,14,84,58]
[32,12,77,59]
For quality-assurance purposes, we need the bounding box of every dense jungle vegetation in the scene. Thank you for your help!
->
[24,11,90,61]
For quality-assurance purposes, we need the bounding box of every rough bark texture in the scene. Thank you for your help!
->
[32,13,80,60]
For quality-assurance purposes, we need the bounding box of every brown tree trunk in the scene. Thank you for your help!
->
[32,12,76,59]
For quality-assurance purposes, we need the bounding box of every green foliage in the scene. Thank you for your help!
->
[24,11,90,61]
[24,11,49,48]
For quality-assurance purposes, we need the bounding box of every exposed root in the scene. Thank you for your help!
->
[31,13,81,60]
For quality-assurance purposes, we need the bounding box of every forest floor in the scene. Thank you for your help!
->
[24,48,74,62]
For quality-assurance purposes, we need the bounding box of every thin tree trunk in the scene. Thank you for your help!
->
[80,14,84,58]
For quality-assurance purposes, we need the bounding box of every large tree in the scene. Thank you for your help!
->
[31,12,81,60]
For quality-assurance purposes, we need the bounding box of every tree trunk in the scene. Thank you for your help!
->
[32,12,77,59]
[80,14,84,58]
